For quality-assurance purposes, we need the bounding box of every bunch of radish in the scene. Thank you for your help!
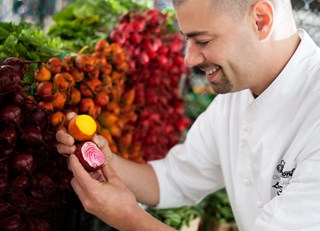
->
[0,57,74,230]
[111,9,191,161]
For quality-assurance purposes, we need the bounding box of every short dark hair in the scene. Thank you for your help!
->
[172,0,252,20]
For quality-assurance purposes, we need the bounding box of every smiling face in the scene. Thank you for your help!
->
[175,0,268,94]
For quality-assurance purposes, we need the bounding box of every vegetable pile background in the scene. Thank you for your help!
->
[0,2,191,230]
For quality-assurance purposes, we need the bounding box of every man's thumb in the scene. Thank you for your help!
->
[101,163,118,181]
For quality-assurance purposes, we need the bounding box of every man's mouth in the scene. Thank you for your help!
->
[200,66,221,82]
[206,67,220,75]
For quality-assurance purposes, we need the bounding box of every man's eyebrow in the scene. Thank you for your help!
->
[180,30,209,38]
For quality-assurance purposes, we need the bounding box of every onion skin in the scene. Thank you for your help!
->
[75,141,106,171]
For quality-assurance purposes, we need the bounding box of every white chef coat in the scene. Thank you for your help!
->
[149,30,320,231]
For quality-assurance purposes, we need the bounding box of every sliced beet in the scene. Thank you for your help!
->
[75,141,106,171]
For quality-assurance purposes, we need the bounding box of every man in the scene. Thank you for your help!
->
[56,0,320,230]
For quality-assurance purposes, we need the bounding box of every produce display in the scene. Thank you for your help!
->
[0,2,192,229]
[48,0,151,50]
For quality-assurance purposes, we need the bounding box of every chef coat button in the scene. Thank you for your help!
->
[257,201,264,208]
[244,179,251,186]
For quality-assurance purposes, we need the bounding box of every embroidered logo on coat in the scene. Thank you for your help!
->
[272,160,295,196]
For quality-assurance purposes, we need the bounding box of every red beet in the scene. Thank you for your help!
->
[28,219,50,231]
[1,57,30,76]
[0,105,22,125]
[27,107,50,128]
[0,214,22,231]
[11,174,29,190]
[9,189,28,208]
[12,151,34,173]
[0,65,22,94]
[0,127,18,146]
[0,199,11,216]
[20,125,44,146]
[0,175,8,195]
[0,162,9,175]
[75,141,106,171]
[0,145,15,161]
[11,87,30,105]
[31,172,54,190]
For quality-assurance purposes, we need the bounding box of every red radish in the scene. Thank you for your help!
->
[12,151,34,173]
[75,141,105,171]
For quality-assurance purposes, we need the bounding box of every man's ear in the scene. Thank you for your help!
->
[252,0,274,41]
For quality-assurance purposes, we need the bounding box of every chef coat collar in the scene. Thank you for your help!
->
[245,29,319,122]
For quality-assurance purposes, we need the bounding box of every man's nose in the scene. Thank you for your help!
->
[183,43,205,68]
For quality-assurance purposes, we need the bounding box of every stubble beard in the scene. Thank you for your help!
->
[209,74,233,94]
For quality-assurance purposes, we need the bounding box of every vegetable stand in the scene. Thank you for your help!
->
[0,0,237,230]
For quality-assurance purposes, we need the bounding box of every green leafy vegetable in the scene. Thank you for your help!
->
[148,205,202,230]
[48,0,151,50]
[0,21,72,61]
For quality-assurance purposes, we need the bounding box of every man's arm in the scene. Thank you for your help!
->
[67,154,174,231]
[105,151,160,206]
[55,112,161,206]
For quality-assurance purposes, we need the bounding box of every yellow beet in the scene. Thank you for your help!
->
[68,114,97,141]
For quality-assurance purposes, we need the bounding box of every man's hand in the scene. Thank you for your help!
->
[55,112,113,161]
[68,154,142,230]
